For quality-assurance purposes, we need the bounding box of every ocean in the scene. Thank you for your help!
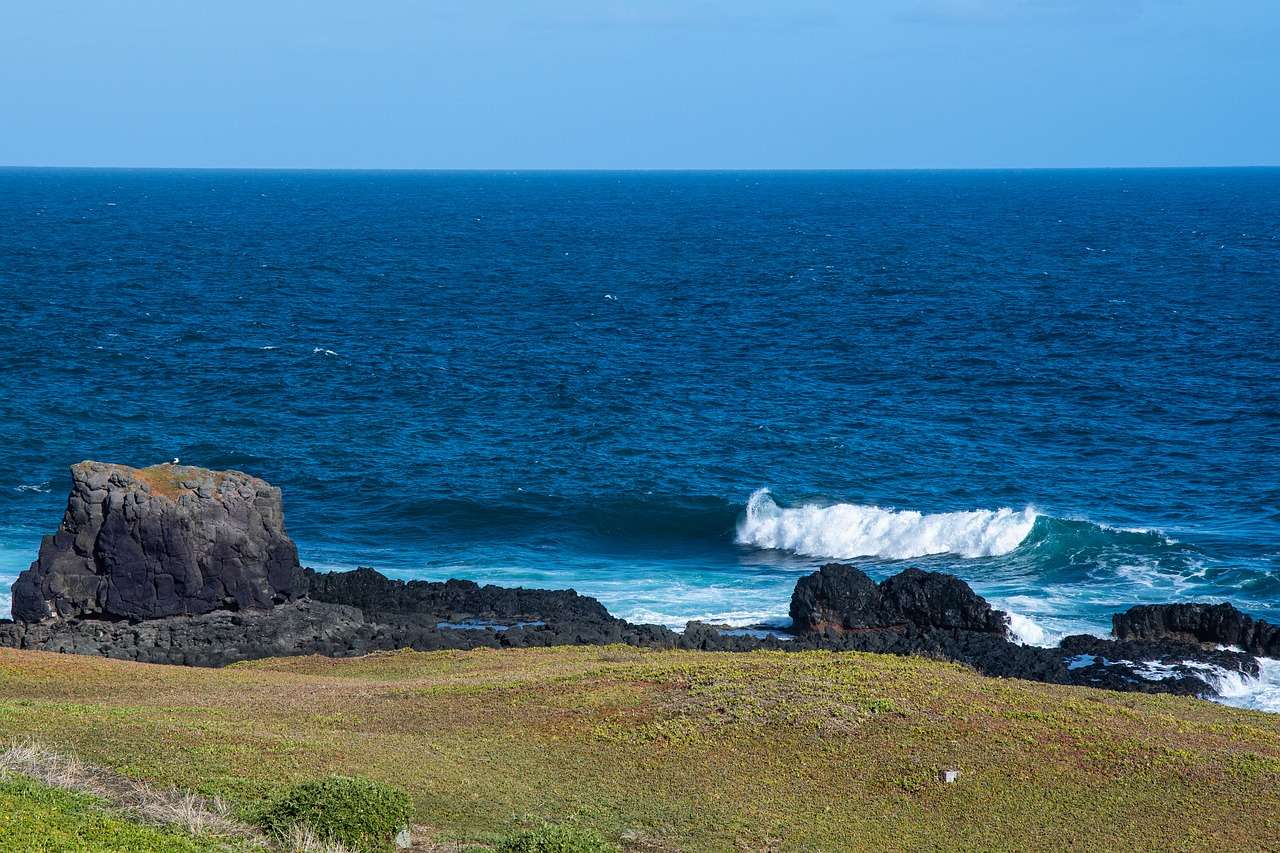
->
[1,168,1277,703]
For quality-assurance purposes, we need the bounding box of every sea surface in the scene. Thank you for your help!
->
[1,169,1277,704]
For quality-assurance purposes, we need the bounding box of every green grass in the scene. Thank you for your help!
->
[1,645,1279,851]
[0,774,227,852]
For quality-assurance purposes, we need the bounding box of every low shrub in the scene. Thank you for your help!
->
[255,775,412,853]
[497,821,620,853]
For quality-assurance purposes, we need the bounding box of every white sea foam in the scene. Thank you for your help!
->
[15,482,51,493]
[1,535,40,619]
[1134,657,1280,713]
[312,347,338,356]
[1210,657,1280,713]
[1005,611,1049,646]
[736,489,1037,560]
[1068,654,1280,713]
[623,607,784,630]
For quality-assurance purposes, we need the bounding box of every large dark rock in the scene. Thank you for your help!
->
[788,563,882,632]
[302,566,612,624]
[10,462,302,622]
[789,563,1007,636]
[1113,603,1280,657]
[878,567,1008,633]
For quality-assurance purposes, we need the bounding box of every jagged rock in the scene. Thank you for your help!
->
[789,563,882,632]
[789,563,1007,636]
[302,566,612,624]
[0,600,365,667]
[1112,603,1280,657]
[878,568,1008,634]
[1056,633,1260,696]
[10,461,302,622]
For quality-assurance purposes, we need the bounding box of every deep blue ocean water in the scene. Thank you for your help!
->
[1,168,1277,651]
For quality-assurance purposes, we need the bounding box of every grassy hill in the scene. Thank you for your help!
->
[1,645,1278,851]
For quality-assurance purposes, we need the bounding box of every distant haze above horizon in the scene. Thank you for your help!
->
[3,1,1278,170]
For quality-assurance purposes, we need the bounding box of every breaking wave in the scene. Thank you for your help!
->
[736,489,1037,560]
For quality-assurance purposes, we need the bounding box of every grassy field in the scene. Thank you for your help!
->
[1,644,1278,851]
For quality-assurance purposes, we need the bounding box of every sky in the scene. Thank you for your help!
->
[1,0,1277,169]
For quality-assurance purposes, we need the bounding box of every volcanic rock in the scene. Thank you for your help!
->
[788,563,883,632]
[10,461,303,622]
[789,563,1008,636]
[1,466,1267,704]
[0,599,364,666]
[878,567,1008,633]
[1112,603,1280,657]
[302,566,612,624]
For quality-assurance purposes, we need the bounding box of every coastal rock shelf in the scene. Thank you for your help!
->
[1,463,1272,703]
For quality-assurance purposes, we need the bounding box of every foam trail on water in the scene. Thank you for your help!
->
[736,489,1037,560]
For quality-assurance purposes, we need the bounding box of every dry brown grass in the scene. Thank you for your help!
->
[0,738,261,843]
[132,464,232,501]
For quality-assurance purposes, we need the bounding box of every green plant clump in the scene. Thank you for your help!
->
[255,775,412,853]
[497,821,620,853]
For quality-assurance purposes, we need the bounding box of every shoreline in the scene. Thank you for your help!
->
[7,561,1280,710]
[5,460,1279,712]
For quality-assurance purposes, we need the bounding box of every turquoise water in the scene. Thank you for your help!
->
[1,168,1277,647]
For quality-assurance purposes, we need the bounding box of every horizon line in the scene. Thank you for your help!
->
[2,164,1278,174]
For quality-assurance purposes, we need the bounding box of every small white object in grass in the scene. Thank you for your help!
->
[939,769,961,784]
[395,826,412,849]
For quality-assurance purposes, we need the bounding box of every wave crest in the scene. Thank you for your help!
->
[735,489,1037,560]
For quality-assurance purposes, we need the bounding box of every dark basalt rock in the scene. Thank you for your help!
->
[11,462,302,622]
[0,600,365,667]
[302,566,612,625]
[777,562,1258,699]
[789,563,1008,636]
[0,593,681,666]
[1113,603,1280,657]
[878,567,1008,634]
[0,557,1264,701]
[789,563,882,632]
[1056,633,1259,696]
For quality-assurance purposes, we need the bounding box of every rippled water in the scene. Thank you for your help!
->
[1,169,1277,650]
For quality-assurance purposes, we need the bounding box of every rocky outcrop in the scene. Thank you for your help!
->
[1,553,1264,699]
[1113,603,1280,657]
[0,599,365,667]
[789,563,1007,635]
[0,464,1268,704]
[0,597,677,666]
[780,562,1259,699]
[302,566,612,624]
[10,462,302,622]
[788,563,882,632]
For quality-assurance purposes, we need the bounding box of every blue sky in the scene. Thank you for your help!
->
[1,0,1277,168]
